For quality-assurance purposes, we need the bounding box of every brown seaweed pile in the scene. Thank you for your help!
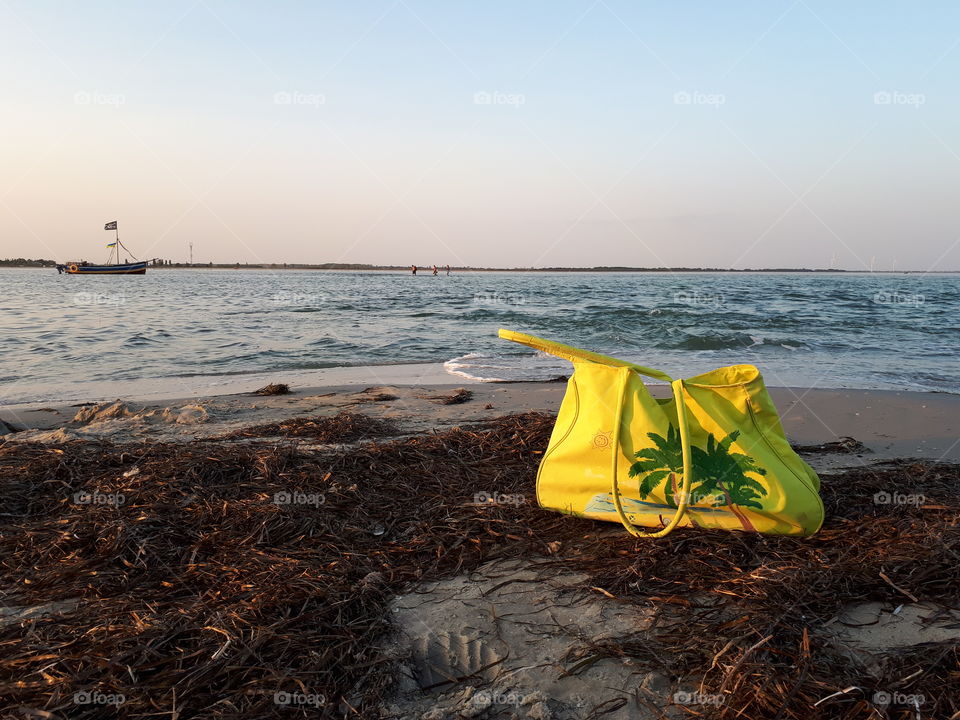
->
[437,389,473,405]
[0,413,957,719]
[221,410,398,442]
[253,383,291,396]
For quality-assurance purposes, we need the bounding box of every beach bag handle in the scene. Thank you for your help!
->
[498,329,674,383]
[609,369,692,537]
[499,329,691,537]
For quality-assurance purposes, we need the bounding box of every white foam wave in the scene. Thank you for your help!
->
[443,352,570,382]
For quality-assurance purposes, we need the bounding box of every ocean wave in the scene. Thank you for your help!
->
[656,332,811,352]
[443,352,569,382]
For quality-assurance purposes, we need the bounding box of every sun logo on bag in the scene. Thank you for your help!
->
[592,431,613,450]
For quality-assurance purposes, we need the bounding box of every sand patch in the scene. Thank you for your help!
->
[5,401,214,442]
[0,598,79,628]
[380,559,670,720]
[12,427,84,443]
[161,404,209,425]
[72,400,137,424]
[832,602,960,650]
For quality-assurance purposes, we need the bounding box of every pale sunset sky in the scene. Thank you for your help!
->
[2,1,959,270]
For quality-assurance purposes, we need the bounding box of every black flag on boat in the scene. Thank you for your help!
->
[104,221,117,230]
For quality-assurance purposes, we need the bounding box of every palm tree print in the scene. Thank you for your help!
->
[628,426,768,531]
[627,424,684,507]
[691,430,768,532]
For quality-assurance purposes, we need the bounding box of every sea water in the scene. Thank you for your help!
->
[1,268,957,404]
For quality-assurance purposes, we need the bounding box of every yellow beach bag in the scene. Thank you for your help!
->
[500,329,823,537]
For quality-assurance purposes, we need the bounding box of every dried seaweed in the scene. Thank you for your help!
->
[436,389,473,405]
[794,436,869,454]
[253,383,291,396]
[222,411,398,442]
[0,415,957,720]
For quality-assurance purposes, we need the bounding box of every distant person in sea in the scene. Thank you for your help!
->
[445,265,451,275]
[411,265,417,275]
[432,265,438,275]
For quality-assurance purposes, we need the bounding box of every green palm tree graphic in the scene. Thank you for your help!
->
[628,426,768,531]
[627,424,684,508]
[691,430,768,532]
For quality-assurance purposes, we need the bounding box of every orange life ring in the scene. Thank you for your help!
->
[68,263,78,273]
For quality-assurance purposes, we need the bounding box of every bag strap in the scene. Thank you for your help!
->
[610,369,693,538]
[498,328,673,383]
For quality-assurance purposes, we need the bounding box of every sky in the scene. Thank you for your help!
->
[1,1,959,270]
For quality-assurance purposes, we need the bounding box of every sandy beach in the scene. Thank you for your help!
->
[3,372,958,466]
[2,374,958,719]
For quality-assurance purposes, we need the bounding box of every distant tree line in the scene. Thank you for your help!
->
[0,258,57,267]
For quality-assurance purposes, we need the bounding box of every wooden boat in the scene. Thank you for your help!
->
[58,221,147,275]
[58,261,147,275]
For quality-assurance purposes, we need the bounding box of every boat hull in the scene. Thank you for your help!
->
[60,262,147,275]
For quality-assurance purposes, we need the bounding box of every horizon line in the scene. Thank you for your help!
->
[3,259,958,273]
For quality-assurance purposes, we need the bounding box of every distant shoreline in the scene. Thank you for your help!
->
[2,260,956,273]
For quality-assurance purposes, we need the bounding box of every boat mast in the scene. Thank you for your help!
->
[115,226,138,265]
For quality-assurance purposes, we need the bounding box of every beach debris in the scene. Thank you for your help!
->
[223,411,398,442]
[0,416,957,719]
[358,571,385,591]
[252,382,291,396]
[358,386,398,402]
[795,436,869,454]
[436,388,473,405]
